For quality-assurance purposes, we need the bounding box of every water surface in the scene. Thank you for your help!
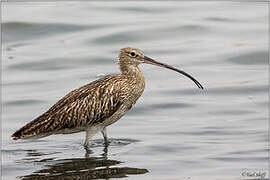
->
[2,2,268,180]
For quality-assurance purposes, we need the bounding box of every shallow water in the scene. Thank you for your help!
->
[2,2,269,180]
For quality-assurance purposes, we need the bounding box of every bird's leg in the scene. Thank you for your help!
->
[84,127,95,146]
[101,128,108,144]
[84,146,93,158]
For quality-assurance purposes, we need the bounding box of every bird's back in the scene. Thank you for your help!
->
[12,74,137,140]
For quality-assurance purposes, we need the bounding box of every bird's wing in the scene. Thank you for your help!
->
[12,74,131,139]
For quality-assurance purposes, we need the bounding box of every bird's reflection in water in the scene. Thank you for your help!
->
[19,141,148,180]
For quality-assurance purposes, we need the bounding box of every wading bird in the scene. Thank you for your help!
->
[12,47,203,146]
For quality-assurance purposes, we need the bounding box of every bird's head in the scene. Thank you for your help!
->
[119,47,145,66]
[118,47,204,89]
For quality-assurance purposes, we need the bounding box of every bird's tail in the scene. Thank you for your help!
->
[11,127,30,140]
[11,116,52,140]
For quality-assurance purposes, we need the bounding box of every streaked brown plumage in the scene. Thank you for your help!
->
[12,47,203,146]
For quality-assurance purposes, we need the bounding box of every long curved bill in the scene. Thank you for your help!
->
[143,56,204,89]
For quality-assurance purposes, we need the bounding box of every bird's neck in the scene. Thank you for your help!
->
[120,64,145,85]
[120,64,145,106]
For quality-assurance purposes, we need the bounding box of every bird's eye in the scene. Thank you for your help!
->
[130,52,136,57]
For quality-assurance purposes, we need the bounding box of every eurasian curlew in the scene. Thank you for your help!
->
[12,47,203,146]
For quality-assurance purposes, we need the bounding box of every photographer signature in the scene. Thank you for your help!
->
[241,170,267,179]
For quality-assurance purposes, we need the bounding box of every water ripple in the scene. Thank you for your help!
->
[227,51,268,65]
[7,57,113,71]
[5,99,44,107]
[3,22,97,43]
[162,84,268,96]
